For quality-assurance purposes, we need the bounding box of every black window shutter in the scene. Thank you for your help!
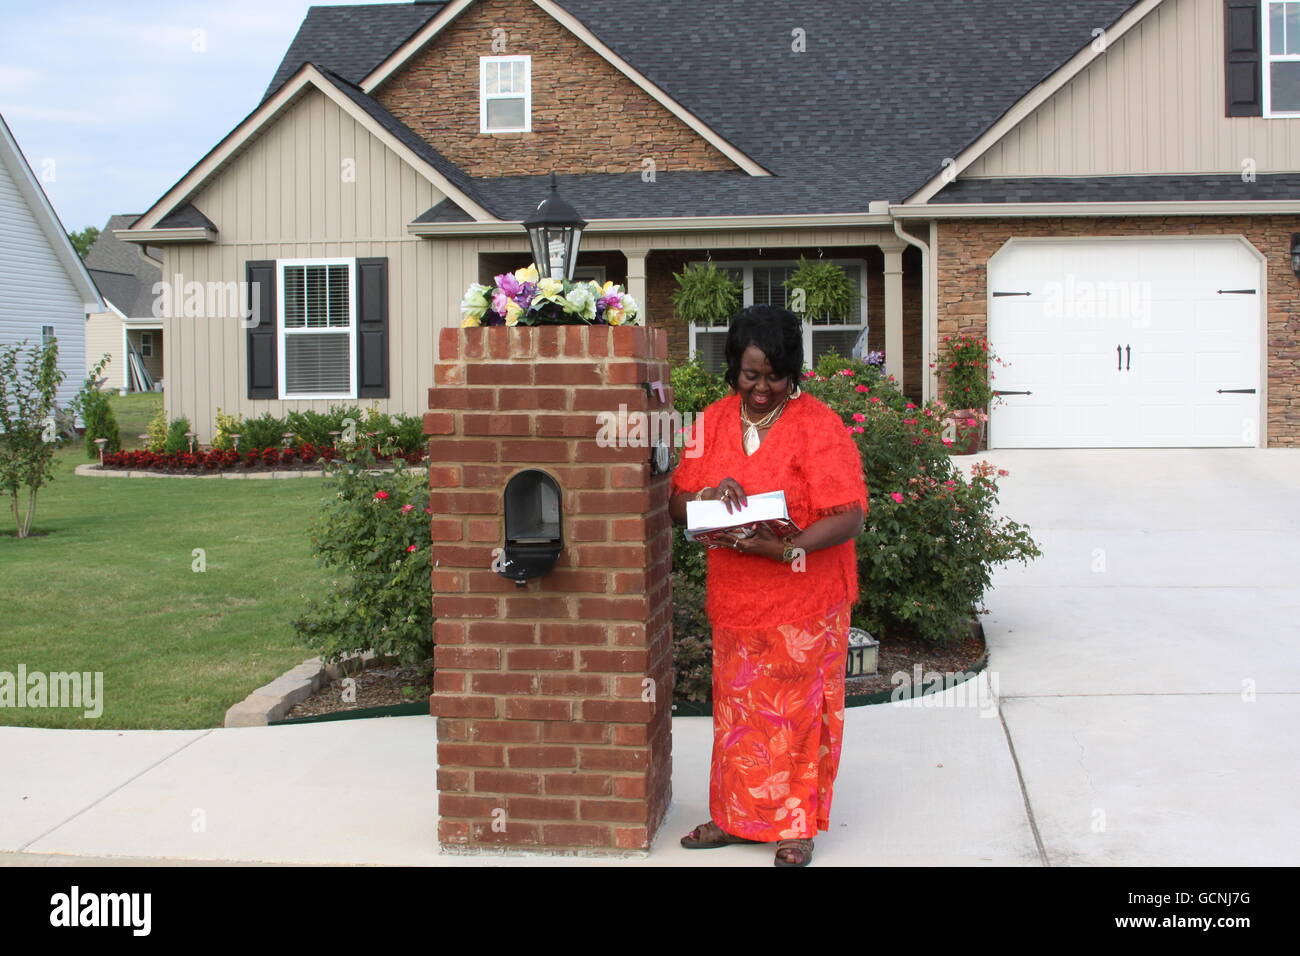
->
[1226,0,1264,116]
[246,260,278,399]
[356,257,389,398]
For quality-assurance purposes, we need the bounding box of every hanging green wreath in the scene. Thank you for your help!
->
[670,262,743,326]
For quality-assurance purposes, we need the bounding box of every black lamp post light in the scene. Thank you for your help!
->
[523,172,587,282]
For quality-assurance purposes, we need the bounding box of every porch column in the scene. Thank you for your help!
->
[882,239,906,393]
[624,248,649,324]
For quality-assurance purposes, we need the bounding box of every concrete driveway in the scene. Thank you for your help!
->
[3,448,1297,866]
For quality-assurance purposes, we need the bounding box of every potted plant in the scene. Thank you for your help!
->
[782,256,860,324]
[935,334,1003,454]
[460,262,640,326]
[669,261,742,326]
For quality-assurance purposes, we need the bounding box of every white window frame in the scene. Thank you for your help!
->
[1264,0,1300,116]
[41,325,55,346]
[277,257,357,401]
[572,265,607,284]
[686,259,870,370]
[480,55,532,133]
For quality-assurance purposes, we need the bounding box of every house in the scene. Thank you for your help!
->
[119,0,1300,449]
[84,216,164,393]
[0,112,103,413]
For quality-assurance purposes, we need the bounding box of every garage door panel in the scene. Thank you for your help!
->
[989,238,1262,449]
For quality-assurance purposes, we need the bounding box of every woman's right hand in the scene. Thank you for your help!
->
[700,477,748,513]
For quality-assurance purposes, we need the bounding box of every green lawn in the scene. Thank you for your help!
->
[108,391,164,448]
[0,397,334,729]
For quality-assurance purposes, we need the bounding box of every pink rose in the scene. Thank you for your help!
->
[406,544,418,553]
[374,491,389,500]
[890,492,905,503]
[852,413,866,423]
[855,384,869,393]
[870,397,882,404]
[401,504,414,513]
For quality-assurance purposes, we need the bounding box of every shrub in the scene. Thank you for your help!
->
[670,357,729,417]
[145,409,169,452]
[80,387,121,458]
[162,417,192,454]
[292,444,432,669]
[239,412,289,450]
[286,405,362,447]
[212,409,242,450]
[937,333,1005,411]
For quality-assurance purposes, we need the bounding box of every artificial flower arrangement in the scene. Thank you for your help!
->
[460,262,640,327]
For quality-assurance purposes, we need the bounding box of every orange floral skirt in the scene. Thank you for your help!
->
[708,601,850,842]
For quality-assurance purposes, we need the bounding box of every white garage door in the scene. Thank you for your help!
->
[987,238,1262,448]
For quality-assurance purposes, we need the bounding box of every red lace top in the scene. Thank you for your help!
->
[672,392,869,630]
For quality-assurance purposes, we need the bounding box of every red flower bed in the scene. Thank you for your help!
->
[101,444,426,474]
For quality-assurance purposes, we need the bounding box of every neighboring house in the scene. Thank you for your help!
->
[84,215,164,393]
[0,112,103,414]
[120,0,1300,448]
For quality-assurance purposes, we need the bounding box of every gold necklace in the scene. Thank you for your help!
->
[740,397,786,455]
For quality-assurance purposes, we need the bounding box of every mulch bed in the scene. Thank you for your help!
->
[282,621,987,721]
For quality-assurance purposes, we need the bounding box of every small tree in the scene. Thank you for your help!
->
[0,339,65,538]
[71,355,121,458]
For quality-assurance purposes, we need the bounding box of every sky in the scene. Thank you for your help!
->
[0,0,403,235]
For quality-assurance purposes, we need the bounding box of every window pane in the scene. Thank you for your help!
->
[753,266,794,309]
[486,97,525,129]
[1289,2,1300,54]
[326,264,348,327]
[284,333,350,394]
[1272,2,1287,54]
[508,60,524,94]
[285,264,349,329]
[485,62,501,95]
[284,266,305,327]
[813,329,865,365]
[696,330,728,375]
[1272,60,1300,111]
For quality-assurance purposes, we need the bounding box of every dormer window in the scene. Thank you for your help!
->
[480,56,531,133]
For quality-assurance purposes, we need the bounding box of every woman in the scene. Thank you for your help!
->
[670,304,868,867]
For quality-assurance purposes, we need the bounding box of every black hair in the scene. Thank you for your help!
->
[723,305,804,389]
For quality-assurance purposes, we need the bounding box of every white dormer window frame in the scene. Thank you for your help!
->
[480,55,532,133]
[1264,0,1300,116]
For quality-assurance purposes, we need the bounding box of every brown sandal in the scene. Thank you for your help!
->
[680,820,764,849]
[774,838,814,866]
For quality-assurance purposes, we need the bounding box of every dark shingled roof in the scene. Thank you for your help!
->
[264,2,444,101]
[262,0,1145,220]
[84,215,162,317]
[933,173,1300,203]
[156,203,218,230]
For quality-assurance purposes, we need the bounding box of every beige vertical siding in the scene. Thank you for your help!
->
[162,88,448,440]
[85,309,124,389]
[967,0,1300,177]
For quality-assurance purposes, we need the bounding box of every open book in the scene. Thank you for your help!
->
[685,490,801,547]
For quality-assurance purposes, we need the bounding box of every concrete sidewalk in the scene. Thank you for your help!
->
[3,449,1297,866]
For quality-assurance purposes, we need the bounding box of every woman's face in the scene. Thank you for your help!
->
[736,344,791,417]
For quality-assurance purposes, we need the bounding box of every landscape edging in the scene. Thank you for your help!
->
[223,653,376,727]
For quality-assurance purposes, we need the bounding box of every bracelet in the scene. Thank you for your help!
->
[781,536,799,564]
[693,487,711,502]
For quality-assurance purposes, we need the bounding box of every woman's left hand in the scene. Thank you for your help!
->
[716,522,785,561]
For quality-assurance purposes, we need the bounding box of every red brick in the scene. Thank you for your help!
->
[427,439,499,463]
[580,799,648,822]
[427,386,478,409]
[507,746,578,768]
[464,413,532,436]
[466,569,532,593]
[497,388,568,410]
[500,440,569,462]
[567,518,608,542]
[427,465,462,488]
[614,724,651,746]
[422,411,455,435]
[434,364,465,385]
[576,597,650,620]
[469,720,541,743]
[613,776,647,799]
[612,327,649,357]
[615,826,650,849]
[467,364,532,385]
[574,546,646,569]
[507,648,575,670]
[432,569,465,591]
[438,820,470,843]
[469,821,541,845]
[504,698,574,720]
[437,768,470,792]
[467,518,499,542]
[434,646,500,669]
[433,620,465,644]
[466,620,536,646]
[542,824,612,847]
[460,464,518,487]
[583,699,654,722]
[429,519,464,543]
[610,517,647,540]
[611,570,648,593]
[429,695,497,718]
[579,748,649,771]
[548,465,607,489]
[535,363,602,386]
[461,328,485,360]
[573,490,651,514]
[539,673,608,696]
[570,387,649,412]
[543,722,610,744]
[581,649,649,673]
[504,595,571,619]
[506,796,579,819]
[537,326,561,358]
[538,622,609,645]
[437,743,504,766]
[573,442,647,463]
[471,672,537,695]
[539,570,607,592]
[562,326,586,357]
[434,671,465,693]
[609,464,647,488]
[437,794,502,818]
[606,361,648,386]
[432,595,500,618]
[474,770,542,794]
[537,414,602,438]
[428,491,498,513]
[488,330,509,359]
[438,327,460,360]
[544,773,613,798]
[585,326,613,357]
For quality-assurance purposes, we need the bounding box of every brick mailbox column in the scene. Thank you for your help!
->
[425,324,674,854]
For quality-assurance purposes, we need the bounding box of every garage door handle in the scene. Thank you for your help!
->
[994,390,1033,396]
[1217,289,1257,295]
[1117,345,1123,371]
[1126,345,1131,371]
[1218,389,1257,394]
